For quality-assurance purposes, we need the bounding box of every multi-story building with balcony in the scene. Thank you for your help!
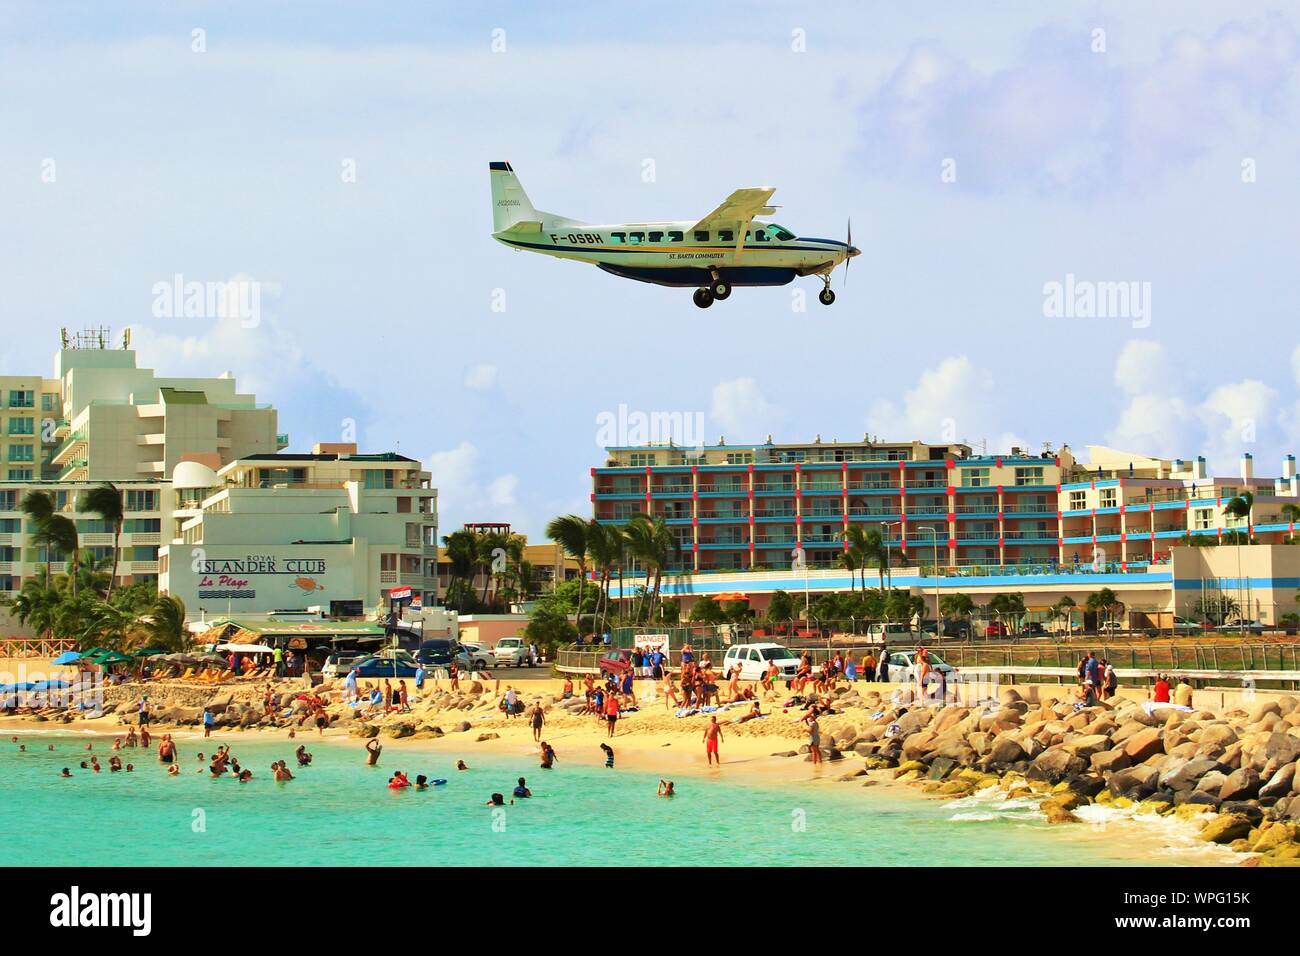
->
[159,444,438,618]
[593,437,1300,625]
[43,327,286,483]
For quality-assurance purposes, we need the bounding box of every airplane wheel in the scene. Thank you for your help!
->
[711,281,731,300]
[818,288,836,306]
[693,288,714,309]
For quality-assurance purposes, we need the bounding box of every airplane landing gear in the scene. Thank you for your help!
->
[818,276,836,306]
[693,288,715,309]
[711,280,731,300]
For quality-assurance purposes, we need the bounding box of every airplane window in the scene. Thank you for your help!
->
[629,232,645,244]
[753,229,768,242]
[694,231,709,242]
[668,230,684,242]
[648,231,664,242]
[768,224,796,241]
[611,232,626,244]
[718,229,733,242]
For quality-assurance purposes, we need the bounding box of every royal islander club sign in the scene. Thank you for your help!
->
[195,554,331,602]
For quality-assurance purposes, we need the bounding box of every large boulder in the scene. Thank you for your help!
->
[1160,757,1223,792]
[1200,813,1254,844]
[1091,749,1132,774]
[1122,727,1165,763]
[1063,734,1111,760]
[1259,763,1297,802]
[986,736,1027,766]
[1199,724,1239,749]
[1218,767,1262,802]
[1249,733,1300,773]
[1108,765,1160,799]
[1027,748,1087,784]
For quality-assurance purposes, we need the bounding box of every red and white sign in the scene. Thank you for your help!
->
[389,585,413,600]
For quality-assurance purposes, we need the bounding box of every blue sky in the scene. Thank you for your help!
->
[4,2,1300,537]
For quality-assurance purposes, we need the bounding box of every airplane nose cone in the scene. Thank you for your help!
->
[848,246,861,258]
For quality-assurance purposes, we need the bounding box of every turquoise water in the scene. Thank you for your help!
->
[0,731,1182,866]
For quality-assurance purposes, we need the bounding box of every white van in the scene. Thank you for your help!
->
[720,643,802,681]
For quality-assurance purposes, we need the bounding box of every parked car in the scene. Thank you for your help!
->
[866,622,921,643]
[1097,621,1127,634]
[881,649,956,684]
[320,653,366,678]
[352,652,421,678]
[598,649,634,677]
[1223,618,1266,635]
[415,639,456,669]
[721,643,802,681]
[1020,622,1046,636]
[456,642,493,670]
[1172,616,1207,636]
[491,637,534,667]
[984,621,1008,638]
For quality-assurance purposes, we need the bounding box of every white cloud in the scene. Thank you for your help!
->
[1113,340,1172,393]
[710,378,779,440]
[463,364,498,390]
[425,442,520,531]
[861,16,1300,194]
[867,355,995,444]
[1198,379,1277,470]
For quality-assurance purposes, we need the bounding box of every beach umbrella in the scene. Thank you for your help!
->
[130,648,164,657]
[30,679,70,691]
[51,650,83,666]
[92,652,132,667]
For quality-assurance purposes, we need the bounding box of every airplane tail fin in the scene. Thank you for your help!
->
[489,162,580,232]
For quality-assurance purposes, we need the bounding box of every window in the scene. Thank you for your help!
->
[1069,491,1087,511]
[1193,508,1213,531]
[1099,488,1117,508]
[363,469,394,490]
[8,469,32,480]
[648,231,664,242]
[628,453,657,467]
[1014,466,1045,486]
[667,230,683,242]
[0,518,19,533]
[7,417,35,435]
[752,229,768,242]
[7,391,34,408]
[610,232,626,244]
[612,503,639,519]
[0,491,16,510]
[718,229,734,242]
[766,223,796,241]
[725,452,753,465]
[124,489,158,512]
[628,232,645,244]
[7,444,33,462]
[693,230,709,242]
[41,393,57,412]
[962,468,989,487]
[124,518,161,533]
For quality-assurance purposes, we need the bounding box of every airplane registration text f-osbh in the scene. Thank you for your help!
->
[489,161,859,308]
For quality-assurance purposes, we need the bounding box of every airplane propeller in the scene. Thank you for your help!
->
[842,218,859,287]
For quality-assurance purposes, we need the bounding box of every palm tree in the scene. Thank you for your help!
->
[21,491,57,586]
[838,547,859,592]
[585,521,619,633]
[546,515,591,630]
[842,525,874,591]
[441,529,478,611]
[1051,595,1077,636]
[1224,491,1255,540]
[939,592,974,633]
[7,578,61,637]
[1086,587,1125,629]
[140,594,189,652]
[79,483,125,601]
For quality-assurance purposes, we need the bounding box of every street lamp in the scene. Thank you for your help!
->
[913,526,942,635]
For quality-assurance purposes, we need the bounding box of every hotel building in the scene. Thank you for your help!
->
[593,438,1300,625]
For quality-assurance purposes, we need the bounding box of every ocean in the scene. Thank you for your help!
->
[0,731,1232,867]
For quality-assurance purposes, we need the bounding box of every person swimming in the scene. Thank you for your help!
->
[456,759,468,771]
[486,792,511,806]
[513,776,531,798]
[658,779,675,797]
[60,768,71,778]
[415,774,429,790]
[388,771,411,790]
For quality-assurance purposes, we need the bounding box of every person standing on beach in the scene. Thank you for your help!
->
[529,701,545,741]
[1102,658,1117,700]
[273,644,284,677]
[703,716,723,766]
[861,650,876,683]
[877,650,889,684]
[202,708,214,738]
[604,692,620,737]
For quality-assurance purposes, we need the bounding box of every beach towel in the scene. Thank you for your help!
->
[1142,701,1193,717]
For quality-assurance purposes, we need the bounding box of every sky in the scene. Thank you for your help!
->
[3,1,1300,538]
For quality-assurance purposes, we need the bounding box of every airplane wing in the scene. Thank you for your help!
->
[690,187,777,233]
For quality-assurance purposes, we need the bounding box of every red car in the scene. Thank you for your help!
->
[984,621,1008,638]
[598,649,634,676]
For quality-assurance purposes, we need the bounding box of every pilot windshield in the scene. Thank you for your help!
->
[764,223,796,241]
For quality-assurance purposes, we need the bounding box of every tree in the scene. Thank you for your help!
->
[523,602,578,659]
[22,491,79,589]
[938,592,974,621]
[765,590,795,627]
[79,484,125,601]
[585,520,622,632]
[440,529,479,612]
[1086,587,1125,628]
[546,515,591,630]
[688,595,725,624]
[988,592,1027,630]
[623,514,678,624]
[722,600,751,624]
[141,594,189,652]
[1050,595,1077,635]
[1223,491,1255,542]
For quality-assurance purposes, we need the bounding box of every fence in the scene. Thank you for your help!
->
[0,638,77,659]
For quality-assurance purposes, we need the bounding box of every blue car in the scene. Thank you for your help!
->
[351,654,421,678]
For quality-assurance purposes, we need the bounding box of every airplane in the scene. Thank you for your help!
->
[489,161,859,308]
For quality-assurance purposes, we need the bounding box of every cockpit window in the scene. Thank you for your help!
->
[766,224,796,241]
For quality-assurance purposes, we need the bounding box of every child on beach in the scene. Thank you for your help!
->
[600,743,614,768]
[540,742,556,769]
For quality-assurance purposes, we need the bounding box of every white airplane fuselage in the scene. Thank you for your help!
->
[489,161,858,296]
